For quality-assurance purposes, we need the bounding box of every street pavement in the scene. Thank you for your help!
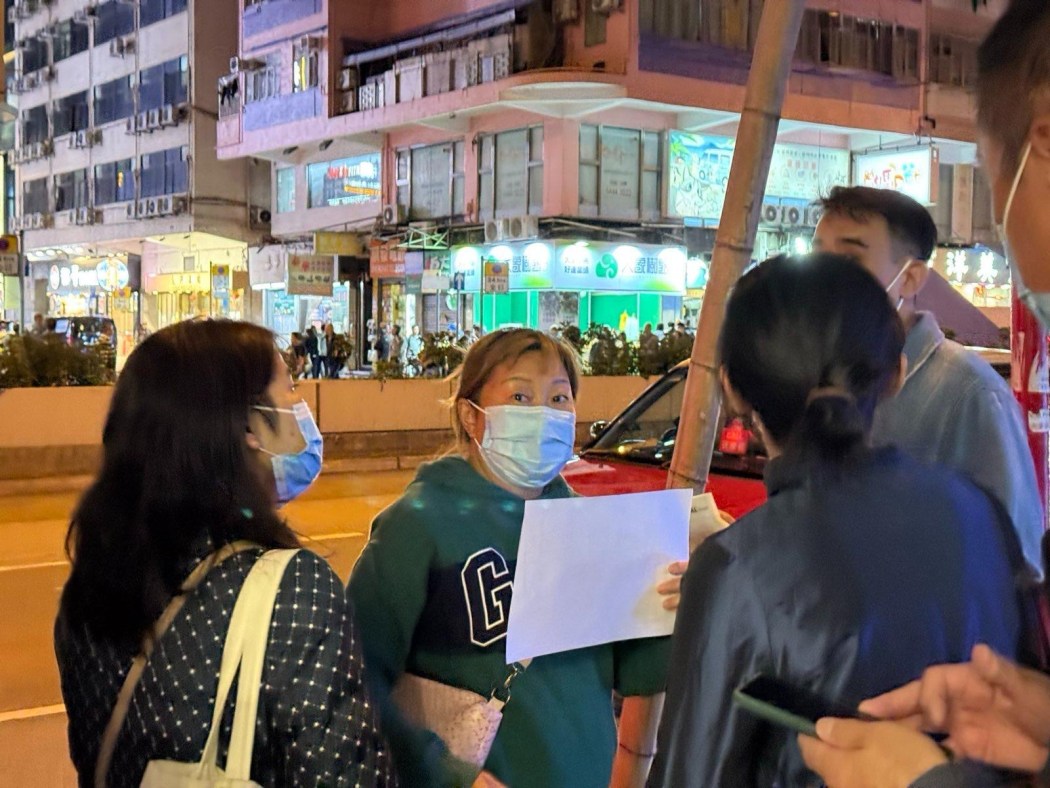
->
[0,467,415,786]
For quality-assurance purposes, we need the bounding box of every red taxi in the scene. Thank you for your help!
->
[563,364,768,519]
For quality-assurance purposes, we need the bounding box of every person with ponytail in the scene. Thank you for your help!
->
[650,254,1028,787]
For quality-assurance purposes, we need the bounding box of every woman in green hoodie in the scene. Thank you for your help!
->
[348,328,670,787]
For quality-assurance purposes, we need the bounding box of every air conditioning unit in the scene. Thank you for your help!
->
[135,111,149,131]
[171,195,188,215]
[502,215,539,241]
[160,104,186,126]
[760,203,783,226]
[782,204,804,227]
[30,141,43,159]
[41,139,54,156]
[147,109,161,129]
[41,65,56,82]
[339,91,356,114]
[110,35,134,57]
[125,116,137,134]
[250,206,271,227]
[75,207,95,225]
[126,202,137,220]
[156,196,172,215]
[137,198,151,217]
[805,203,825,227]
[484,218,504,243]
[29,213,43,229]
[74,130,90,148]
[146,198,158,216]
[297,35,320,50]
[229,56,263,74]
[68,132,80,149]
[23,73,39,91]
[338,67,358,92]
[381,204,406,225]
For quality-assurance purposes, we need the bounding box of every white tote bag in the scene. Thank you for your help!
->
[138,549,299,787]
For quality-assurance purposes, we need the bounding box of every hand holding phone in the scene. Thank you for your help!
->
[733,675,876,738]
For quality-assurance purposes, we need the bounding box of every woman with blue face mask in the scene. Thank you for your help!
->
[55,319,396,787]
[348,328,671,788]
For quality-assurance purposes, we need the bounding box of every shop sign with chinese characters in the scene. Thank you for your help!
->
[286,255,335,296]
[451,241,688,294]
[933,247,1010,288]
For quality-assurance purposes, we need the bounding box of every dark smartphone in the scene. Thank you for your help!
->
[732,675,875,738]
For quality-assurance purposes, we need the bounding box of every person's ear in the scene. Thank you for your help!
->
[246,430,262,451]
[457,399,482,443]
[719,367,751,416]
[900,260,930,300]
[1029,113,1050,165]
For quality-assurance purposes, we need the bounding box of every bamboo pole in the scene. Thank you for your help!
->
[666,0,808,493]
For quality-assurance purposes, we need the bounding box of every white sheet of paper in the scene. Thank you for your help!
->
[505,488,691,663]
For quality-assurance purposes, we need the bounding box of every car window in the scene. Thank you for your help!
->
[588,368,766,470]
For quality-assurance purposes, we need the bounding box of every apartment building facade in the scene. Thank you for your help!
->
[9,0,267,359]
[216,0,1010,347]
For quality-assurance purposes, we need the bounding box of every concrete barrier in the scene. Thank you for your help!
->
[0,375,654,480]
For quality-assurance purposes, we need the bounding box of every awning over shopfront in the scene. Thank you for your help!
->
[916,271,1003,348]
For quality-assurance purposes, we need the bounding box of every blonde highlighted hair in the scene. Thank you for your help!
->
[449,328,581,445]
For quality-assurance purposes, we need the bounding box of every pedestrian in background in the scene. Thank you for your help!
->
[288,331,306,379]
[348,328,670,788]
[652,255,1025,787]
[304,325,320,379]
[323,322,340,378]
[55,319,396,786]
[389,324,404,365]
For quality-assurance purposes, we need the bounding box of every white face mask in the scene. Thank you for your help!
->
[995,142,1049,327]
[469,402,576,490]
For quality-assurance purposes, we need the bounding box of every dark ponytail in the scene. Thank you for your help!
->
[719,254,904,464]
[795,393,867,462]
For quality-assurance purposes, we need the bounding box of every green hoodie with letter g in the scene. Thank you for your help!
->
[347,456,670,787]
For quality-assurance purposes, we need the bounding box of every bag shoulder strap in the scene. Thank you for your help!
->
[196,548,299,780]
[93,540,257,788]
[488,658,531,711]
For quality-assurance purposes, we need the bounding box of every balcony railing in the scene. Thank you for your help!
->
[243,0,322,39]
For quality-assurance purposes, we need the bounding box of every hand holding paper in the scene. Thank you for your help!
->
[505,489,691,663]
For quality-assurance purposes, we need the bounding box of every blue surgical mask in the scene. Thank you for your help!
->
[995,143,1050,327]
[253,401,323,503]
[470,403,576,490]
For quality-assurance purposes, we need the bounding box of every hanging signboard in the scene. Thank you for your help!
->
[248,245,287,287]
[369,241,406,279]
[286,254,335,296]
[314,232,365,257]
[853,146,937,205]
[666,131,850,220]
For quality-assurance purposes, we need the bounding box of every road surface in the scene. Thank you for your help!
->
[0,468,415,786]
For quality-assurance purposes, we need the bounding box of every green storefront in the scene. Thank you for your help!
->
[449,240,705,334]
